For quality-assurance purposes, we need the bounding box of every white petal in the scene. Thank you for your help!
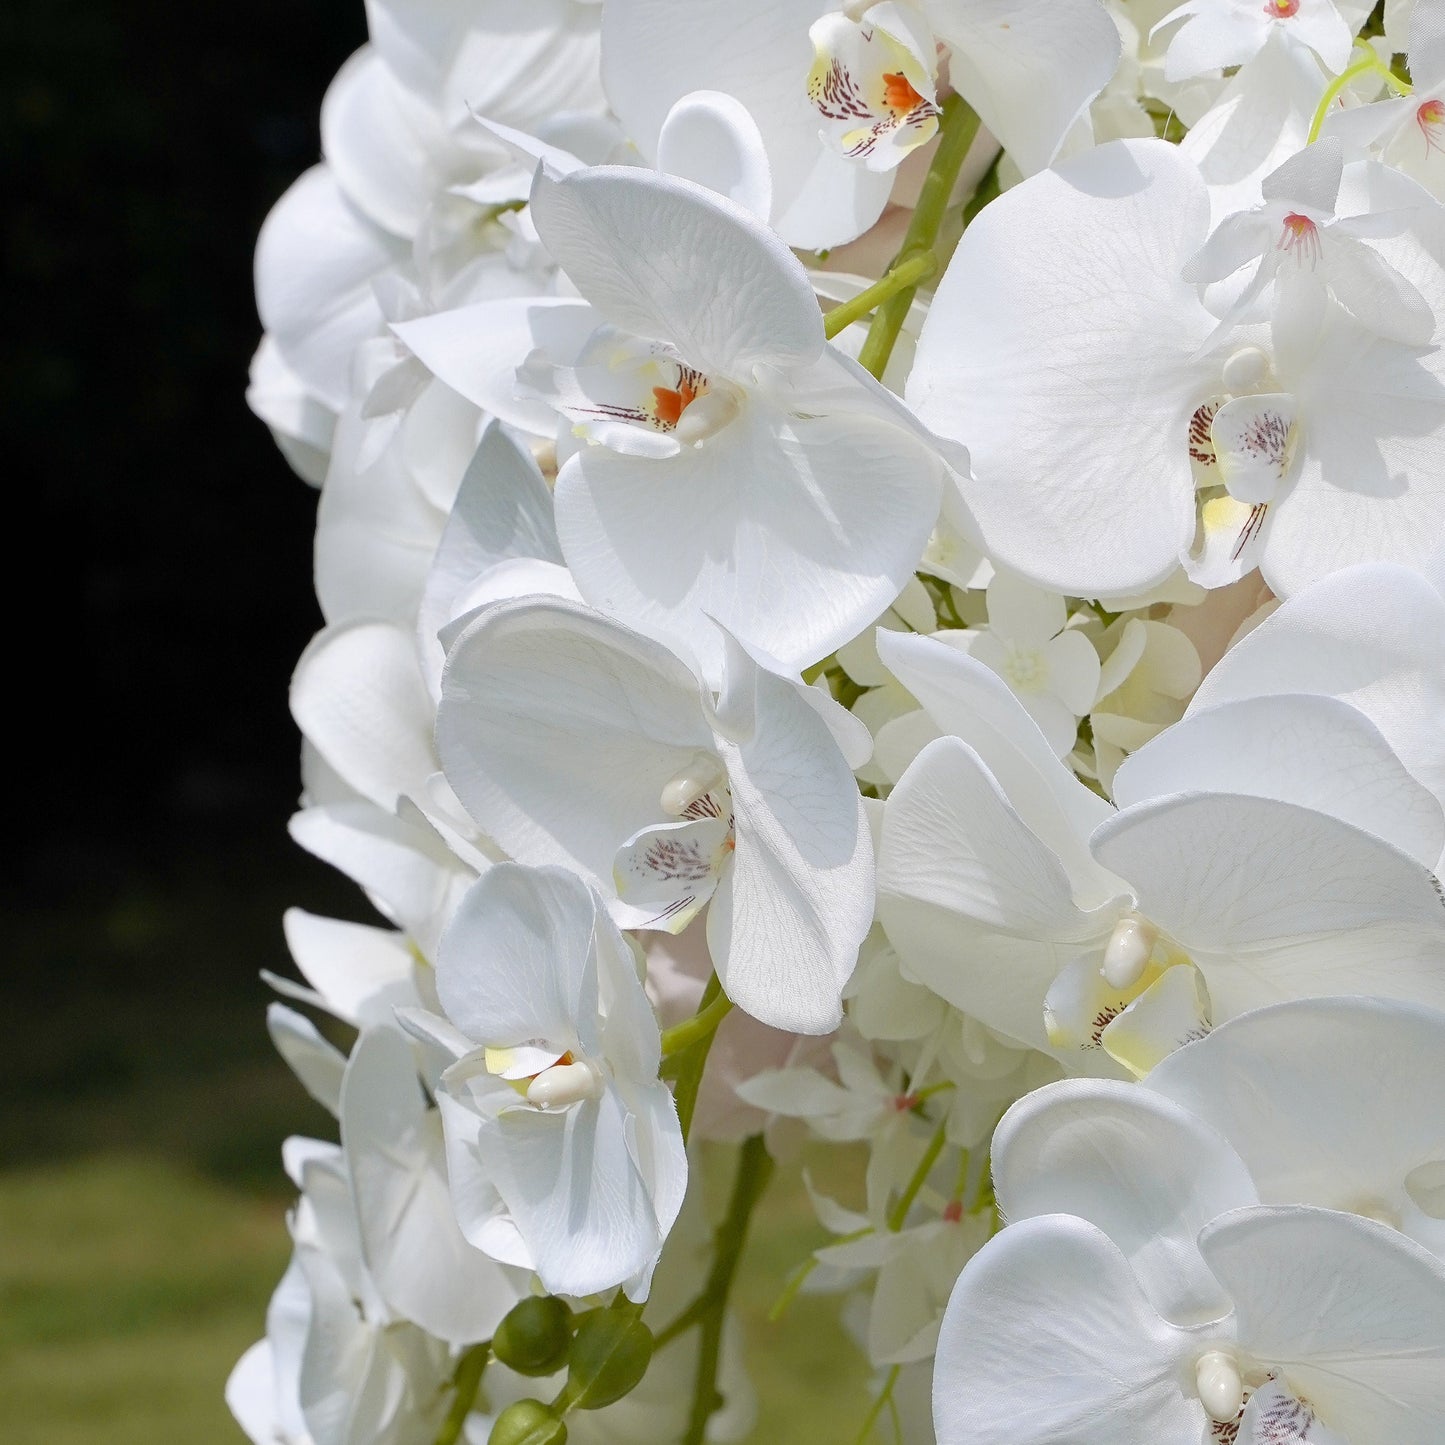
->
[481,1085,670,1299]
[291,621,438,813]
[435,862,599,1053]
[436,597,713,892]
[1189,561,1445,811]
[1113,694,1445,867]
[908,138,1214,596]
[1267,301,1445,595]
[708,641,874,1033]
[993,1079,1256,1324]
[342,1027,518,1344]
[930,0,1121,175]
[320,47,452,237]
[1324,230,1438,344]
[985,569,1065,648]
[417,422,562,690]
[876,631,1118,904]
[656,89,773,220]
[1044,629,1103,718]
[879,737,1117,1049]
[933,1215,1198,1445]
[280,909,420,1028]
[529,164,823,376]
[1199,1206,1445,1442]
[394,297,600,438]
[267,1003,348,1116]
[554,397,941,682]
[1147,997,1445,1250]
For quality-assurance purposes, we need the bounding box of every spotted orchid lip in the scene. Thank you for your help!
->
[806,8,941,171]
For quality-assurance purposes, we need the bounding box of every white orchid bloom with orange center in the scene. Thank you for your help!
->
[601,0,1120,249]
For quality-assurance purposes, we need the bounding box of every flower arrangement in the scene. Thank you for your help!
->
[232,2,1445,1441]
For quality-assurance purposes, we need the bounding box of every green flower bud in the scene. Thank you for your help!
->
[565,1308,655,1410]
[492,1295,574,1376]
[488,1399,568,1445]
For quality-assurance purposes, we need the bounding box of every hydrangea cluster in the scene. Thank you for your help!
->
[233,1,1445,1441]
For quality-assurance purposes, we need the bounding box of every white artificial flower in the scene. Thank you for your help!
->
[908,136,1445,598]
[1086,614,1203,792]
[228,1140,456,1445]
[948,571,1102,758]
[875,629,1445,1069]
[521,162,946,679]
[435,596,874,1034]
[934,1205,1445,1444]
[601,0,1121,248]
[1184,137,1436,344]
[1153,0,1356,82]
[431,863,687,1301]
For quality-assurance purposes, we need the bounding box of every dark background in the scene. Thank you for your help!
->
[3,0,372,1183]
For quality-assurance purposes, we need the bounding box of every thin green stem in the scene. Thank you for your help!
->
[433,1342,490,1445]
[1308,46,1411,143]
[853,1365,902,1445]
[822,250,939,339]
[660,984,734,1057]
[682,1136,775,1445]
[887,1119,949,1233]
[856,94,981,379]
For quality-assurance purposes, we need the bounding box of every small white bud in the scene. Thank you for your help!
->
[526,1061,600,1110]
[1102,914,1158,991]
[1195,1350,1243,1424]
[660,753,726,816]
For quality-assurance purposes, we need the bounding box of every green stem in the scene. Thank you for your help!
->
[682,1136,775,1445]
[1307,46,1411,143]
[822,250,939,339]
[434,1342,490,1445]
[767,1224,873,1321]
[854,1365,902,1445]
[856,94,981,379]
[660,983,734,1058]
[887,1119,948,1233]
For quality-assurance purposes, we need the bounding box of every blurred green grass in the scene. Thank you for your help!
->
[2,849,873,1443]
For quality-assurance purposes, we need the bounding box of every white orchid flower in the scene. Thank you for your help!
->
[875,629,1445,1069]
[908,137,1445,599]
[436,596,874,1034]
[524,162,945,680]
[601,0,1120,249]
[1185,137,1436,344]
[948,571,1102,758]
[431,863,686,1301]
[934,1204,1445,1445]
[228,1140,455,1445]
[1153,0,1356,82]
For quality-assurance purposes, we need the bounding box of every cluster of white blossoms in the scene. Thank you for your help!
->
[232,0,1445,1441]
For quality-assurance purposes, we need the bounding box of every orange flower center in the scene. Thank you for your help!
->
[882,70,924,115]
[651,380,698,430]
